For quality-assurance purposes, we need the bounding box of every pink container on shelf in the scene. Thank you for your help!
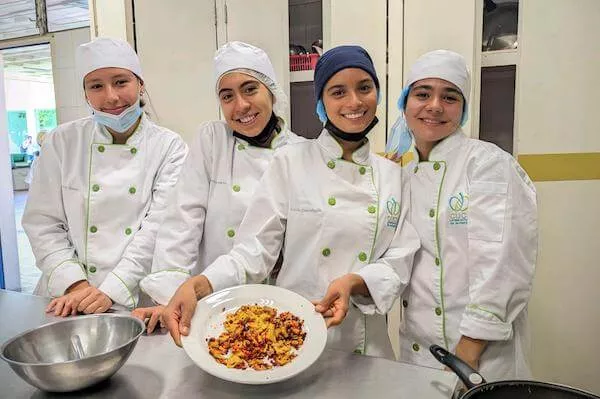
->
[289,54,320,71]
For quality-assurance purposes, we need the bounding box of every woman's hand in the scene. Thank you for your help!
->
[131,305,165,334]
[46,281,113,316]
[454,335,488,371]
[314,273,367,328]
[162,275,213,347]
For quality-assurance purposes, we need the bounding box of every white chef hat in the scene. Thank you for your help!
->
[401,50,470,106]
[76,37,144,85]
[214,41,288,118]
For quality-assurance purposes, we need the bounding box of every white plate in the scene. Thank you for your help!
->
[181,284,327,385]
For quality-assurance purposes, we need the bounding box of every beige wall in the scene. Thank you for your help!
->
[222,0,291,126]
[402,0,480,138]
[88,0,129,41]
[133,0,218,141]
[517,0,600,394]
[323,0,388,152]
[51,28,91,124]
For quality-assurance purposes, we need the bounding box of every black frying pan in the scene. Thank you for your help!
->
[430,345,600,399]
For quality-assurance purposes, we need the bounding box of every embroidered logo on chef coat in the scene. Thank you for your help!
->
[386,197,401,228]
[448,192,469,225]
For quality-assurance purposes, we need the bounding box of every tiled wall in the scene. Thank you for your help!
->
[51,28,91,124]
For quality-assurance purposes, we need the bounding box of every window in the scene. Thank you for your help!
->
[7,110,28,154]
[46,0,89,32]
[482,0,518,52]
[0,0,39,40]
[35,108,57,132]
[0,0,89,41]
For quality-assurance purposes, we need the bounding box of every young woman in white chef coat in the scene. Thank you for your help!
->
[131,42,303,331]
[23,37,187,315]
[386,50,538,380]
[160,45,420,360]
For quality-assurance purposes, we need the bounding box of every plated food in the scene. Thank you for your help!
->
[181,284,327,385]
[207,304,306,370]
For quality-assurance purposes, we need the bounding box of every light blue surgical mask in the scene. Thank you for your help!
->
[385,113,413,158]
[90,98,143,133]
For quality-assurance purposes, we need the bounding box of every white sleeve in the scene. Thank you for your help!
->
[459,150,538,341]
[202,152,289,293]
[22,131,87,297]
[99,136,188,308]
[351,166,420,315]
[139,127,214,305]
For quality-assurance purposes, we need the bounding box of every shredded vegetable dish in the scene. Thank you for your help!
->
[207,305,306,370]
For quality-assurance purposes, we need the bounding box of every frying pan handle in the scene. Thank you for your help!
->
[429,345,487,390]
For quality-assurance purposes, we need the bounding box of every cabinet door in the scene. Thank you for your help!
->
[323,0,388,152]
[217,0,290,124]
[134,0,219,142]
[400,0,480,138]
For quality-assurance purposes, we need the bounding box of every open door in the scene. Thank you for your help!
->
[0,52,20,290]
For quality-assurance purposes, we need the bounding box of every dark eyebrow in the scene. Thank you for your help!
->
[411,84,433,91]
[218,80,259,96]
[326,84,345,93]
[112,73,133,80]
[443,87,462,96]
[85,78,103,84]
[240,80,259,89]
[412,84,462,96]
[85,73,133,85]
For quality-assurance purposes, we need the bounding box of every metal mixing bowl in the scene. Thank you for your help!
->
[1,313,145,392]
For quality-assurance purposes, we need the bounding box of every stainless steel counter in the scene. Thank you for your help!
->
[0,289,457,398]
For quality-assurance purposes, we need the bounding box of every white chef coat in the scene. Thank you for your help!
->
[398,130,538,380]
[22,114,187,309]
[139,120,303,305]
[202,129,420,359]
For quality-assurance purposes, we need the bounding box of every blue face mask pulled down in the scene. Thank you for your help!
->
[91,99,143,133]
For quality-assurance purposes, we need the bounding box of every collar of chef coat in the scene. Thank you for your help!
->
[94,112,148,146]
[317,128,371,165]
[230,126,291,151]
[413,129,466,163]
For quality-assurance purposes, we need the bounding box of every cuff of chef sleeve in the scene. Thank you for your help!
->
[139,270,190,306]
[202,258,244,294]
[98,272,137,309]
[351,265,402,315]
[459,305,513,341]
[47,260,88,297]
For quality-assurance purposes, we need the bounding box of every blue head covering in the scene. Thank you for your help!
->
[314,45,380,123]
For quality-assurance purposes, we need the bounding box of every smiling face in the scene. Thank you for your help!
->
[217,72,274,136]
[404,78,464,151]
[83,67,142,115]
[321,68,378,133]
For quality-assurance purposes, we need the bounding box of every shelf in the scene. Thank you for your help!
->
[290,70,314,83]
[481,49,519,67]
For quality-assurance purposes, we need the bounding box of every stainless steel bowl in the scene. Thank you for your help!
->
[0,313,145,392]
